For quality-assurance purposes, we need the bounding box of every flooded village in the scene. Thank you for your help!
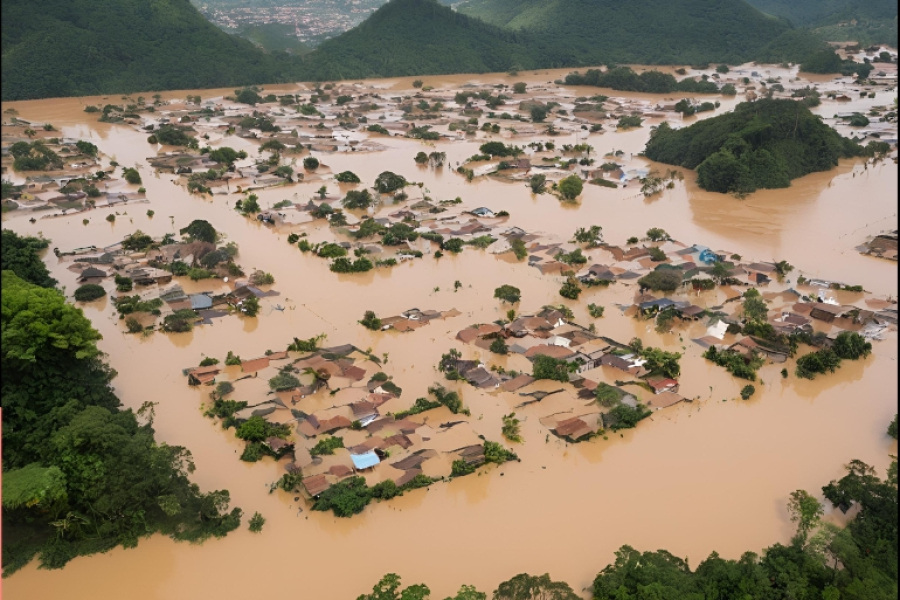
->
[2,55,898,599]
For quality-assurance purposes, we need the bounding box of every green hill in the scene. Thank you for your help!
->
[456,0,793,65]
[643,99,863,194]
[1,0,302,101]
[298,0,539,80]
[0,0,866,102]
[746,0,897,46]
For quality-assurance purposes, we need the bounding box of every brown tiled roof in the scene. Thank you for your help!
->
[318,416,352,433]
[191,371,217,384]
[524,345,575,360]
[555,417,592,440]
[456,328,480,344]
[241,357,271,372]
[382,434,413,449]
[351,400,377,418]
[646,378,679,392]
[341,365,367,381]
[647,391,684,409]
[303,474,330,497]
[501,374,535,392]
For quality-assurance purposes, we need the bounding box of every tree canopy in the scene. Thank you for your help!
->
[1,271,241,575]
[644,99,862,194]
[1,230,57,288]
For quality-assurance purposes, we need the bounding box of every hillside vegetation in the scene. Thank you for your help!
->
[300,0,538,80]
[1,232,242,575]
[234,22,311,55]
[747,0,898,46]
[1,0,300,101]
[643,99,863,194]
[0,0,874,101]
[456,0,792,65]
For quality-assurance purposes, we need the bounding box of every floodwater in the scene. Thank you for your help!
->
[2,67,897,600]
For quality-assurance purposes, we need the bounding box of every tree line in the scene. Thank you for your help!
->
[1,230,242,575]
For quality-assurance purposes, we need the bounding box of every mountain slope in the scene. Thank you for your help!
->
[456,0,793,65]
[300,0,540,80]
[746,0,897,46]
[234,23,311,55]
[1,0,302,101]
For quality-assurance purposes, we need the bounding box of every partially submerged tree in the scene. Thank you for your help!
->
[494,284,521,304]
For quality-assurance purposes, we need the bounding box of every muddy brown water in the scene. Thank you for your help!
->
[2,66,897,600]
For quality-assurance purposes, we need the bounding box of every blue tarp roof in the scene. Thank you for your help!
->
[350,451,380,470]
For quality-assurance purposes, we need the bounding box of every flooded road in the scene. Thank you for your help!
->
[2,67,897,599]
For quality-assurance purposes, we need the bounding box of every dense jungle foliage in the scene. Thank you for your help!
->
[1,0,300,101]
[457,0,793,65]
[1,232,241,575]
[643,99,864,194]
[2,0,843,100]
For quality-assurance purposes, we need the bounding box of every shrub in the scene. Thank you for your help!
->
[374,171,408,194]
[73,284,106,302]
[532,355,571,382]
[268,372,300,391]
[125,317,143,333]
[114,274,133,292]
[451,460,477,477]
[608,403,652,431]
[740,384,756,400]
[249,271,275,286]
[557,175,583,201]
[559,277,582,300]
[588,303,604,318]
[494,284,521,303]
[312,476,371,517]
[796,348,842,379]
[309,436,344,457]
[832,331,872,360]
[490,338,509,355]
[334,171,360,183]
[162,309,198,332]
[703,346,763,380]
[248,512,265,533]
[123,168,142,184]
[360,310,382,330]
[638,270,682,292]
[647,247,666,262]
[199,357,219,367]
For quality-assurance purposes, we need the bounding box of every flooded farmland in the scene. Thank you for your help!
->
[2,64,897,599]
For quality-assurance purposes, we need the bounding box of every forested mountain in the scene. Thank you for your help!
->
[299,0,539,80]
[745,0,895,26]
[1,0,302,101]
[746,0,898,46]
[0,0,852,101]
[455,0,792,65]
